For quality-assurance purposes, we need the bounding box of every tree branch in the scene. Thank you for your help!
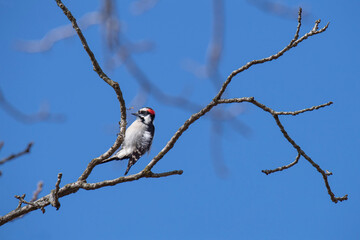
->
[272,115,347,203]
[214,8,329,101]
[0,6,346,227]
[276,102,333,116]
[0,142,33,166]
[144,6,326,171]
[15,12,102,53]
[262,152,301,175]
[0,0,180,226]
[14,193,45,214]
[0,168,183,226]
[0,88,64,124]
[217,97,347,203]
[53,0,127,182]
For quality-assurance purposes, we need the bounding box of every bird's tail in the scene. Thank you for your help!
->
[124,157,138,175]
[102,153,140,175]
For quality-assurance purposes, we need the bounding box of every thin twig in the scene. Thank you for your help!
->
[262,152,301,175]
[30,181,44,202]
[290,7,302,45]
[11,182,44,221]
[144,170,183,178]
[0,142,33,165]
[55,173,62,193]
[276,102,333,116]
[49,173,62,210]
[15,194,26,210]
[14,194,45,213]
[325,170,333,176]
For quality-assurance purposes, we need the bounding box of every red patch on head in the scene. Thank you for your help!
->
[147,108,155,115]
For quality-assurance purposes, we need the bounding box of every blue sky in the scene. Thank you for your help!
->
[0,0,359,239]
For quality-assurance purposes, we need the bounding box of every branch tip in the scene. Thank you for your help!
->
[49,173,63,210]
[0,142,34,166]
[145,169,184,178]
[262,153,301,175]
[325,170,333,176]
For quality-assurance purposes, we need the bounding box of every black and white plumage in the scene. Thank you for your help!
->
[105,107,155,175]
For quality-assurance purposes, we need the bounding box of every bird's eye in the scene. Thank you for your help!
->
[140,110,148,115]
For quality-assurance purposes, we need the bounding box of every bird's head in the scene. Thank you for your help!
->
[132,107,155,124]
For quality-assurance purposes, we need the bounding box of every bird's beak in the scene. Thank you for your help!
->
[132,112,139,117]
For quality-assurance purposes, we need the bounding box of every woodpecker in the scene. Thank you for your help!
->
[104,107,155,175]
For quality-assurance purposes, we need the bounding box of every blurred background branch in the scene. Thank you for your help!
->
[0,88,64,124]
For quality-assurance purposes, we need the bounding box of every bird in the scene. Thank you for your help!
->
[103,107,155,175]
